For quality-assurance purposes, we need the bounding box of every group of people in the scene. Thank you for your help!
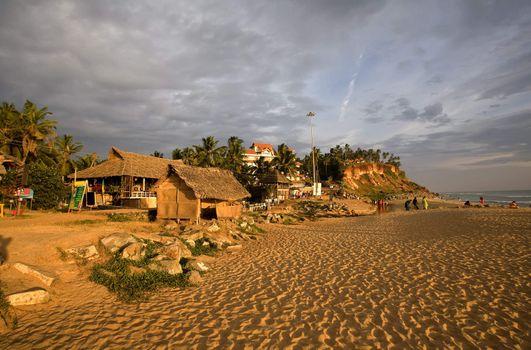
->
[405,196,428,211]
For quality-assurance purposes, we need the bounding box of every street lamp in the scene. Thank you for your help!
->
[307,112,318,195]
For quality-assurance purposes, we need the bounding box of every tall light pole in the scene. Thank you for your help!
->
[307,112,317,195]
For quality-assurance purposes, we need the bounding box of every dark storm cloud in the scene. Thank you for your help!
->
[391,99,449,125]
[1,0,530,191]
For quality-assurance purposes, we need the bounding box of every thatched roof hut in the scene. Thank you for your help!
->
[67,147,183,208]
[260,171,290,185]
[260,170,291,201]
[156,164,250,222]
[68,147,182,179]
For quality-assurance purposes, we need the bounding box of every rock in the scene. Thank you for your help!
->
[206,223,220,232]
[188,270,203,286]
[242,216,255,225]
[227,245,242,252]
[239,221,248,229]
[6,288,50,306]
[100,233,136,253]
[186,260,209,272]
[163,221,178,230]
[13,263,55,287]
[153,254,169,261]
[149,260,183,275]
[164,241,192,260]
[185,239,196,247]
[202,241,210,247]
[129,266,146,274]
[180,225,193,233]
[0,306,17,334]
[65,245,99,260]
[180,231,203,241]
[121,242,146,261]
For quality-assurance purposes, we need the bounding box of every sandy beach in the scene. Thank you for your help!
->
[1,207,530,349]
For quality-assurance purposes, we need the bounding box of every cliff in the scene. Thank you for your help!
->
[342,162,430,198]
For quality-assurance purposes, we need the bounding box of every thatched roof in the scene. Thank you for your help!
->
[260,171,290,185]
[68,147,183,179]
[162,164,250,201]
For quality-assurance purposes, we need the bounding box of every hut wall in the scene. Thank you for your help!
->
[156,177,178,218]
[176,177,200,220]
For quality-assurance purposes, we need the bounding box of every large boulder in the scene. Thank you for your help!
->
[100,233,136,252]
[6,288,50,306]
[13,263,55,286]
[121,242,146,261]
[149,260,182,275]
[65,245,99,260]
[163,241,192,260]
[180,231,203,241]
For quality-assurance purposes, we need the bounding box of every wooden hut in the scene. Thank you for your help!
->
[67,147,182,208]
[260,171,291,201]
[156,164,250,222]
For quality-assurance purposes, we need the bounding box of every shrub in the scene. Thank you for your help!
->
[25,162,69,210]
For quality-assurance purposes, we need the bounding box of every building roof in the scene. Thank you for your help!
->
[251,143,275,152]
[244,149,256,155]
[68,147,183,179]
[165,164,250,201]
[260,170,290,185]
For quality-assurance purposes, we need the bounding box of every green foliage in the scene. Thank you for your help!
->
[107,212,147,222]
[189,238,218,256]
[90,255,189,303]
[27,162,69,210]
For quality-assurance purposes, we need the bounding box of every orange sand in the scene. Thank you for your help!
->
[1,208,530,348]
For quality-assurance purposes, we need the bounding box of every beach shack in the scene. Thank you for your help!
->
[260,170,291,201]
[67,147,182,208]
[156,164,250,222]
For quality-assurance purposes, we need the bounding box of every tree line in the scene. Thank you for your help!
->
[302,144,401,182]
[1,100,403,206]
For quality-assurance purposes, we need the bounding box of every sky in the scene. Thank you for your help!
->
[1,0,530,192]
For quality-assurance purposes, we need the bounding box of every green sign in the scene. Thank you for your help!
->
[69,186,85,210]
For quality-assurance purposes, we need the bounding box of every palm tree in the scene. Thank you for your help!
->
[224,136,245,172]
[75,153,99,171]
[0,102,20,158]
[19,101,57,165]
[55,134,83,176]
[254,157,274,180]
[194,136,224,167]
[171,148,183,160]
[272,144,297,176]
[151,150,164,158]
[181,147,198,165]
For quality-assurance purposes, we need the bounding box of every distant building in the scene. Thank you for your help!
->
[243,142,276,166]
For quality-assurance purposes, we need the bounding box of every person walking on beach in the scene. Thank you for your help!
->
[412,197,419,210]
[405,199,411,211]
[422,196,428,210]
[480,196,485,206]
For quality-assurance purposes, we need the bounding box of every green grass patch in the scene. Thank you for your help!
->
[107,212,148,222]
[189,238,218,256]
[67,219,101,225]
[90,253,188,303]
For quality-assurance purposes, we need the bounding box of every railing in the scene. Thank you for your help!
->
[130,191,157,198]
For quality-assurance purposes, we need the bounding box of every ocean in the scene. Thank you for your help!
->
[443,190,531,205]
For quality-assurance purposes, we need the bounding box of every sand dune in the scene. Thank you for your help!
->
[1,208,530,349]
